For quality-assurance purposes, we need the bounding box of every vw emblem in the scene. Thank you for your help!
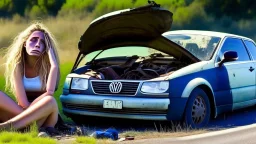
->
[109,81,122,93]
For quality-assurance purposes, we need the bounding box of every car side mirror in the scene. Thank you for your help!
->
[218,51,238,66]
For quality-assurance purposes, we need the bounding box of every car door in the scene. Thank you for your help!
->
[243,40,256,100]
[216,37,256,110]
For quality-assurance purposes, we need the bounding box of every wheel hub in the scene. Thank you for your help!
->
[192,96,206,124]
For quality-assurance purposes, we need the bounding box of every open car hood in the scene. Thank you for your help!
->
[78,2,199,63]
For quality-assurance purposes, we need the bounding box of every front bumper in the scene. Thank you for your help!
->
[60,94,170,121]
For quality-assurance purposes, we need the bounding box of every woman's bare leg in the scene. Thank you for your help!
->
[1,95,58,129]
[31,94,62,128]
[30,95,59,128]
[0,91,23,122]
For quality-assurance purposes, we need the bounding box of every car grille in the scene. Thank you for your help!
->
[63,103,167,115]
[91,81,140,95]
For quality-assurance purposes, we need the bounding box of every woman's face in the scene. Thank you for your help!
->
[24,31,46,57]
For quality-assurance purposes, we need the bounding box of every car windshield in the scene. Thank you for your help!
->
[165,34,221,60]
[78,46,169,67]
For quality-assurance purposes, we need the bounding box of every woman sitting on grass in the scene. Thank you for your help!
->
[0,22,60,133]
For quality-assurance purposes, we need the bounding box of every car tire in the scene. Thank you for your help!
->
[184,87,211,128]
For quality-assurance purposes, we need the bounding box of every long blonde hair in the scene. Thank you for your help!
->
[4,22,60,93]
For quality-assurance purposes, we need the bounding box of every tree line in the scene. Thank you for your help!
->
[1,0,256,39]
[1,0,256,20]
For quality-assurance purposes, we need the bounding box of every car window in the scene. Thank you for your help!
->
[244,40,256,60]
[219,37,250,61]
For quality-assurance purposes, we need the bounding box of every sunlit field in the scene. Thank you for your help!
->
[0,15,95,61]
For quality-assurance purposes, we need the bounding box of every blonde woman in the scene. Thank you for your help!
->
[0,22,60,133]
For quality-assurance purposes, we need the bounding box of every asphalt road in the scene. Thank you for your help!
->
[121,106,256,144]
[129,123,256,144]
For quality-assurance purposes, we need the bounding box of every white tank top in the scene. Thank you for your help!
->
[23,75,42,91]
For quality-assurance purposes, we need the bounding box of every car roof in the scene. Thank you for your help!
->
[163,30,253,41]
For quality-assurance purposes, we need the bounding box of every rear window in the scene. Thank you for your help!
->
[244,40,256,60]
[165,34,221,60]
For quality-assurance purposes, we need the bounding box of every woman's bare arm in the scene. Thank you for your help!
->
[44,33,58,96]
[14,65,30,109]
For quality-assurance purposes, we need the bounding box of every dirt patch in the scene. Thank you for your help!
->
[54,129,208,144]
[119,130,207,140]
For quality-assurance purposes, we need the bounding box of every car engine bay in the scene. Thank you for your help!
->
[81,53,190,80]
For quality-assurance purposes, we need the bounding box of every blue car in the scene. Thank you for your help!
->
[60,2,256,128]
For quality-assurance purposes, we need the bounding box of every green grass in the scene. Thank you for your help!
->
[0,122,100,144]
[0,122,56,144]
[0,132,56,144]
[54,62,74,122]
[74,136,115,144]
[0,76,6,93]
[74,137,97,144]
[0,73,14,100]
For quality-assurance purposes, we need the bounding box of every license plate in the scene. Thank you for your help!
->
[103,100,123,109]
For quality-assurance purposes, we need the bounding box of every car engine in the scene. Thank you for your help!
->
[82,54,188,80]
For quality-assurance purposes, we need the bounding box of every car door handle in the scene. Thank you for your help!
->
[249,67,255,72]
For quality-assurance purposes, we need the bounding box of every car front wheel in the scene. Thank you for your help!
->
[184,87,211,128]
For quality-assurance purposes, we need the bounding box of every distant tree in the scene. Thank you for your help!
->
[0,0,63,18]
[173,0,210,30]
[25,5,47,19]
[24,0,63,18]
[205,0,256,20]
[93,0,133,17]
[133,0,186,11]
[12,0,28,17]
[0,0,13,17]
[38,0,64,16]
[58,0,96,17]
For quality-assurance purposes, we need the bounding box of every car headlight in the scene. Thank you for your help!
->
[71,78,88,90]
[63,77,72,89]
[141,81,169,93]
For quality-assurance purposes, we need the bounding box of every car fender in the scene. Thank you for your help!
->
[181,77,217,117]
